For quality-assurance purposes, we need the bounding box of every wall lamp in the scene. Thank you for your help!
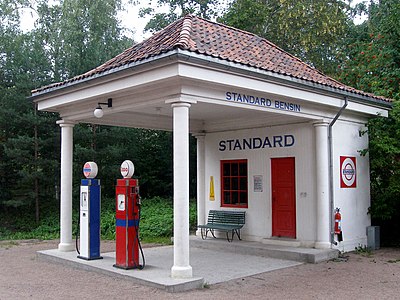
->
[93,98,112,118]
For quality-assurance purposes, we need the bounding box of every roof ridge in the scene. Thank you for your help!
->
[176,15,193,49]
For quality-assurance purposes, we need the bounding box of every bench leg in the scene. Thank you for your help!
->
[210,229,217,239]
[226,230,235,242]
[235,229,242,240]
[201,228,208,240]
[227,229,241,242]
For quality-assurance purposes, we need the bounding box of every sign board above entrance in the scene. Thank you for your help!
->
[219,134,295,151]
[225,92,301,112]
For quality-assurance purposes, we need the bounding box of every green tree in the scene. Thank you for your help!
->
[219,0,352,74]
[337,0,399,231]
[138,0,221,33]
[0,1,57,224]
[0,0,134,225]
[33,0,133,80]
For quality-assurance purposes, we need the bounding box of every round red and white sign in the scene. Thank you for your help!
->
[83,161,98,179]
[120,160,134,178]
[340,156,356,188]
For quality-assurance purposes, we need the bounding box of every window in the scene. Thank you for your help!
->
[221,159,248,208]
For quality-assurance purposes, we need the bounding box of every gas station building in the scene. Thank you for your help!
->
[31,15,392,279]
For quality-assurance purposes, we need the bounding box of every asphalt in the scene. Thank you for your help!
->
[37,236,338,293]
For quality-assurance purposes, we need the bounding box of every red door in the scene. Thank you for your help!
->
[271,157,296,238]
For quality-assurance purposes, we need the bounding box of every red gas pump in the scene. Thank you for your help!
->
[114,160,144,270]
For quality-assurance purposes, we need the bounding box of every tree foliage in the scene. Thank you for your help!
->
[138,0,221,33]
[0,0,399,243]
[336,0,400,224]
[219,0,352,74]
[0,0,134,224]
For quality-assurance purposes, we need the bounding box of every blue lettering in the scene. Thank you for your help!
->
[284,135,295,146]
[273,136,283,147]
[243,138,252,150]
[262,137,272,148]
[218,134,295,151]
[233,140,242,150]
[227,139,234,151]
[232,92,237,101]
[225,92,300,111]
[219,140,226,151]
[252,137,262,149]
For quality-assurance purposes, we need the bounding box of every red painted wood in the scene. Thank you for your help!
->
[271,157,296,238]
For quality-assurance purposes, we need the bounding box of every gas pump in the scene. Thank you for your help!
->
[114,160,145,270]
[77,162,102,260]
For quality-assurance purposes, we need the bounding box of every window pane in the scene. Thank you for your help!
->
[223,163,230,176]
[240,192,247,204]
[232,178,238,190]
[224,178,230,190]
[232,192,238,204]
[239,162,247,176]
[240,177,247,190]
[231,163,239,176]
[223,192,230,204]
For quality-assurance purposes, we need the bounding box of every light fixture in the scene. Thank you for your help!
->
[94,98,112,118]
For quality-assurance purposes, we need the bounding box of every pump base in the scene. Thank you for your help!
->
[113,263,142,270]
[77,255,103,261]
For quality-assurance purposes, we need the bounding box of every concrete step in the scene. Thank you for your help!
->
[190,236,339,264]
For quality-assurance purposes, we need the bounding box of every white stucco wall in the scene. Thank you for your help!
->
[202,118,371,251]
[332,120,370,251]
[204,122,317,244]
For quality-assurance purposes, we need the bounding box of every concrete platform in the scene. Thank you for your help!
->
[37,236,338,292]
[191,237,339,263]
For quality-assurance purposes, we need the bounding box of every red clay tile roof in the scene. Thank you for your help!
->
[32,15,391,104]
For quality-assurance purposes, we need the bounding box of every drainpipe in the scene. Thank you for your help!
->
[329,97,348,246]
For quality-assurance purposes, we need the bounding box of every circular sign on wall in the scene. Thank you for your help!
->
[340,156,356,188]
[120,160,134,178]
[83,161,98,179]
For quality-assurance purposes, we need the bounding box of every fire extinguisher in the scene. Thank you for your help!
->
[334,207,343,242]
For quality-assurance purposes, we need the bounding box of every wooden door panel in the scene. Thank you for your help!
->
[271,157,296,238]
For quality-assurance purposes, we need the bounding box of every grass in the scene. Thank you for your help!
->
[354,244,373,257]
[0,197,197,245]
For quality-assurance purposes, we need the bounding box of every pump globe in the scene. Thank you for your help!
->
[94,107,103,118]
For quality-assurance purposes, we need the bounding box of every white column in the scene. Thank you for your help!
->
[313,120,331,249]
[194,133,206,235]
[56,120,75,251]
[171,102,193,278]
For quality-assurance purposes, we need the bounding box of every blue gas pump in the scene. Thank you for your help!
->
[77,162,102,260]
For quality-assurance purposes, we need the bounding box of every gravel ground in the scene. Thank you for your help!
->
[0,239,399,300]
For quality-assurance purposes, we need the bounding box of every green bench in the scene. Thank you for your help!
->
[198,210,246,242]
